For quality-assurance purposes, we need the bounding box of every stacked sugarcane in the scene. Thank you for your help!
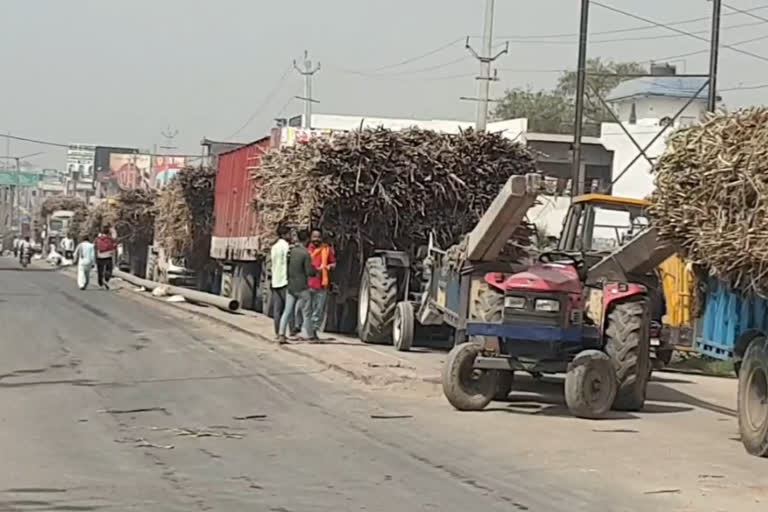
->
[80,190,156,245]
[39,196,88,240]
[253,127,537,269]
[649,108,768,295]
[154,166,216,271]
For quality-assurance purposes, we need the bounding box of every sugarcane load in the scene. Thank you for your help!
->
[649,108,768,295]
[251,126,539,334]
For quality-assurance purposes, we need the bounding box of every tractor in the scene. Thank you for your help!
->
[376,173,676,418]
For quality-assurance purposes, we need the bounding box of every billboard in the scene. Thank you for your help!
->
[153,155,187,188]
[94,146,139,198]
[66,144,96,181]
[96,153,152,197]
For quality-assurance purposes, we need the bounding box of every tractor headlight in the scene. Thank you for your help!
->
[534,298,560,313]
[504,296,526,309]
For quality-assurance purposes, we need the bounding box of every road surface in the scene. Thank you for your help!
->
[0,257,765,511]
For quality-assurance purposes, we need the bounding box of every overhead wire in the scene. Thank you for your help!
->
[591,1,768,64]
[225,66,292,140]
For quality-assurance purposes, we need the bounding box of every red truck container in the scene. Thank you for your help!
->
[210,135,272,310]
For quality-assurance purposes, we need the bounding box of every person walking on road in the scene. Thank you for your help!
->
[277,229,316,344]
[61,235,75,260]
[307,229,336,336]
[73,235,95,290]
[270,225,291,336]
[94,227,116,290]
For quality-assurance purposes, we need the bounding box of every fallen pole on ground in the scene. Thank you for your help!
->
[113,269,240,312]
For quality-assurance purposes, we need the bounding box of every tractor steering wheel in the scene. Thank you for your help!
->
[539,251,587,278]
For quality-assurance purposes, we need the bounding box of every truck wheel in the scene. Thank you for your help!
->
[474,281,504,322]
[442,342,497,411]
[565,350,617,419]
[738,336,768,457]
[393,301,415,352]
[494,371,514,401]
[358,257,397,344]
[605,299,651,411]
[220,270,233,298]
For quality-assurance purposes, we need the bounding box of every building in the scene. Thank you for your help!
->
[600,63,717,199]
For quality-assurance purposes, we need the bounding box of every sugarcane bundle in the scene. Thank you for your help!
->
[40,196,86,218]
[649,108,768,294]
[154,166,216,271]
[252,127,537,264]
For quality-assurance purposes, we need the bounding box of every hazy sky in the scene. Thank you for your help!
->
[1,0,767,170]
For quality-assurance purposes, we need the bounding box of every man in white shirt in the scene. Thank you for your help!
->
[269,225,291,337]
[74,235,95,290]
[61,235,75,260]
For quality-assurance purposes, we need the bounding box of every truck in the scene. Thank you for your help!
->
[210,136,273,311]
[44,210,75,250]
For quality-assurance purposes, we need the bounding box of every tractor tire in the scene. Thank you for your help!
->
[474,281,504,323]
[605,299,651,411]
[358,257,398,344]
[442,342,497,411]
[220,270,233,299]
[494,371,514,401]
[393,301,415,352]
[565,349,617,419]
[738,336,768,457]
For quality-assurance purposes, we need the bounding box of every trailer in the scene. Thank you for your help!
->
[210,136,272,311]
[693,279,768,457]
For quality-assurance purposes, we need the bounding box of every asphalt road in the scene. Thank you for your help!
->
[0,257,728,511]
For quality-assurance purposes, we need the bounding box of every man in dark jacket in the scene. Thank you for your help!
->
[277,229,316,343]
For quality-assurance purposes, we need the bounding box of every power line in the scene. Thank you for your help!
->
[723,2,768,23]
[226,66,292,140]
[0,133,68,148]
[591,1,768,64]
[366,37,465,72]
[494,3,768,40]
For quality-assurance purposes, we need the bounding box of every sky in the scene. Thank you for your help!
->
[1,0,767,170]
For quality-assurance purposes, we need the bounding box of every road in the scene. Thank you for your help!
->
[0,257,765,512]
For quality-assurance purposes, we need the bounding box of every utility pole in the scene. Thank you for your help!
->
[572,0,590,197]
[465,0,508,131]
[293,51,321,129]
[159,126,179,187]
[708,0,722,112]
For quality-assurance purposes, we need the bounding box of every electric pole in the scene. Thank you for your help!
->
[708,0,722,112]
[293,51,321,129]
[465,0,508,132]
[572,0,590,197]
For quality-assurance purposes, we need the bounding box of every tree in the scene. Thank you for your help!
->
[493,88,574,134]
[493,58,645,133]
[556,58,646,124]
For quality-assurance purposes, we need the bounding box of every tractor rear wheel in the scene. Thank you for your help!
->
[738,336,768,457]
[442,342,497,411]
[474,281,504,322]
[565,350,617,419]
[605,298,651,411]
[358,257,398,344]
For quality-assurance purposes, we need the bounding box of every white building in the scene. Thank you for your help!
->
[601,64,712,199]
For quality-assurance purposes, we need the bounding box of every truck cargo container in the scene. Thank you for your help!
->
[210,136,271,311]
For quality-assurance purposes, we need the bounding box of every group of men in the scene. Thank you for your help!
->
[270,226,336,343]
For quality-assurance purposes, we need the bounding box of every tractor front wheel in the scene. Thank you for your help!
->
[358,257,398,344]
[605,299,651,411]
[565,350,617,419]
[738,336,768,457]
[442,343,498,411]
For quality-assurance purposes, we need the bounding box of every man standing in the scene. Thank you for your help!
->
[73,235,95,290]
[307,229,336,336]
[94,227,116,290]
[277,229,316,343]
[61,234,75,260]
[269,225,291,336]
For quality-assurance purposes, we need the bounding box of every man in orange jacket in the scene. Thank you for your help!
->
[307,229,336,337]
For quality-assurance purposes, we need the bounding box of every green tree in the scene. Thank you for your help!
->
[493,87,574,134]
[493,58,645,133]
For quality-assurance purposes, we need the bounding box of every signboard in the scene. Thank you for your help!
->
[153,155,187,188]
[279,127,334,147]
[0,171,40,187]
[66,143,96,181]
[107,153,153,192]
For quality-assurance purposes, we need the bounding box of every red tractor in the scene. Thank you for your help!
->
[386,174,674,418]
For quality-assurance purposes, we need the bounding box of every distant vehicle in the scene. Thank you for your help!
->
[46,210,75,248]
